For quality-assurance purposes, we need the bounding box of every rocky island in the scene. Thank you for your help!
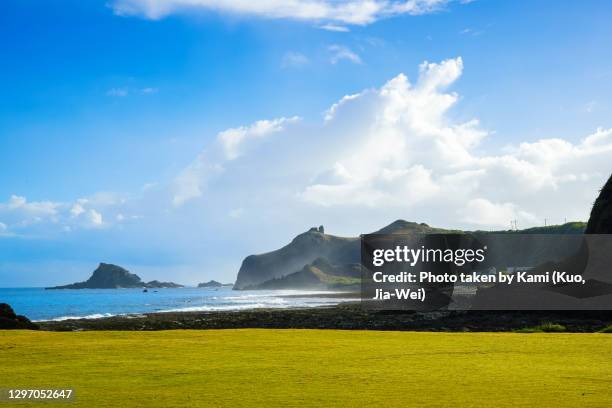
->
[198,280,229,288]
[46,263,184,289]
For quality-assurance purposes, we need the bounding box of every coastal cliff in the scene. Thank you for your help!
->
[234,220,453,290]
[243,257,361,290]
[234,218,591,291]
[233,227,359,290]
[586,173,612,234]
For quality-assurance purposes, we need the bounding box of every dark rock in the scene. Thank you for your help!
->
[145,280,183,288]
[0,303,38,330]
[586,173,612,233]
[46,263,182,289]
[198,280,224,288]
[36,305,612,333]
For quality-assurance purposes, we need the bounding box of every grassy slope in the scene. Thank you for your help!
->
[309,265,360,286]
[486,222,587,234]
[2,330,611,407]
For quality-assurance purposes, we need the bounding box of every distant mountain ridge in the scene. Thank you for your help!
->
[234,220,459,290]
[46,263,183,289]
[234,220,588,291]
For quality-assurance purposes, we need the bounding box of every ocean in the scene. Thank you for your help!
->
[0,287,358,322]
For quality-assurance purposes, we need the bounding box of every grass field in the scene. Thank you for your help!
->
[1,329,611,407]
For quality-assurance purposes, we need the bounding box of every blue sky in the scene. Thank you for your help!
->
[1,0,612,286]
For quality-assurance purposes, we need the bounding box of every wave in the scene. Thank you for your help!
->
[36,312,115,322]
[223,290,345,300]
[159,301,337,313]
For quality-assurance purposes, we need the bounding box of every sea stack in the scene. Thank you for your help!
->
[46,263,184,289]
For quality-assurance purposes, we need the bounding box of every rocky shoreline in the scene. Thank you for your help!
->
[37,303,612,332]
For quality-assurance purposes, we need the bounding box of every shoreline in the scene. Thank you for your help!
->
[6,288,361,323]
[37,303,612,332]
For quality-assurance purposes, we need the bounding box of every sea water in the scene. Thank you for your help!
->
[0,287,357,322]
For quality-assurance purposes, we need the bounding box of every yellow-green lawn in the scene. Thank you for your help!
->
[1,329,611,407]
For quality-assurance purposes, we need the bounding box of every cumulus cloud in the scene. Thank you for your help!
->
[4,195,60,216]
[0,195,62,231]
[459,199,538,228]
[0,192,135,235]
[110,0,453,25]
[328,45,362,64]
[172,116,300,206]
[6,57,612,239]
[218,117,301,160]
[171,56,612,232]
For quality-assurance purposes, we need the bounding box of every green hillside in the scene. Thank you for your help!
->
[478,221,587,235]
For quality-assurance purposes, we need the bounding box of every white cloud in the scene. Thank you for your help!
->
[172,152,223,206]
[88,209,104,226]
[70,199,87,217]
[172,116,300,206]
[459,27,483,36]
[110,0,453,25]
[2,195,61,221]
[0,221,11,238]
[584,100,597,113]
[324,93,361,121]
[0,195,63,230]
[6,57,612,242]
[459,198,538,228]
[328,44,362,64]
[319,24,350,32]
[0,192,132,235]
[218,116,300,160]
[281,52,309,68]
[107,87,128,97]
[107,87,158,97]
[172,56,612,232]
